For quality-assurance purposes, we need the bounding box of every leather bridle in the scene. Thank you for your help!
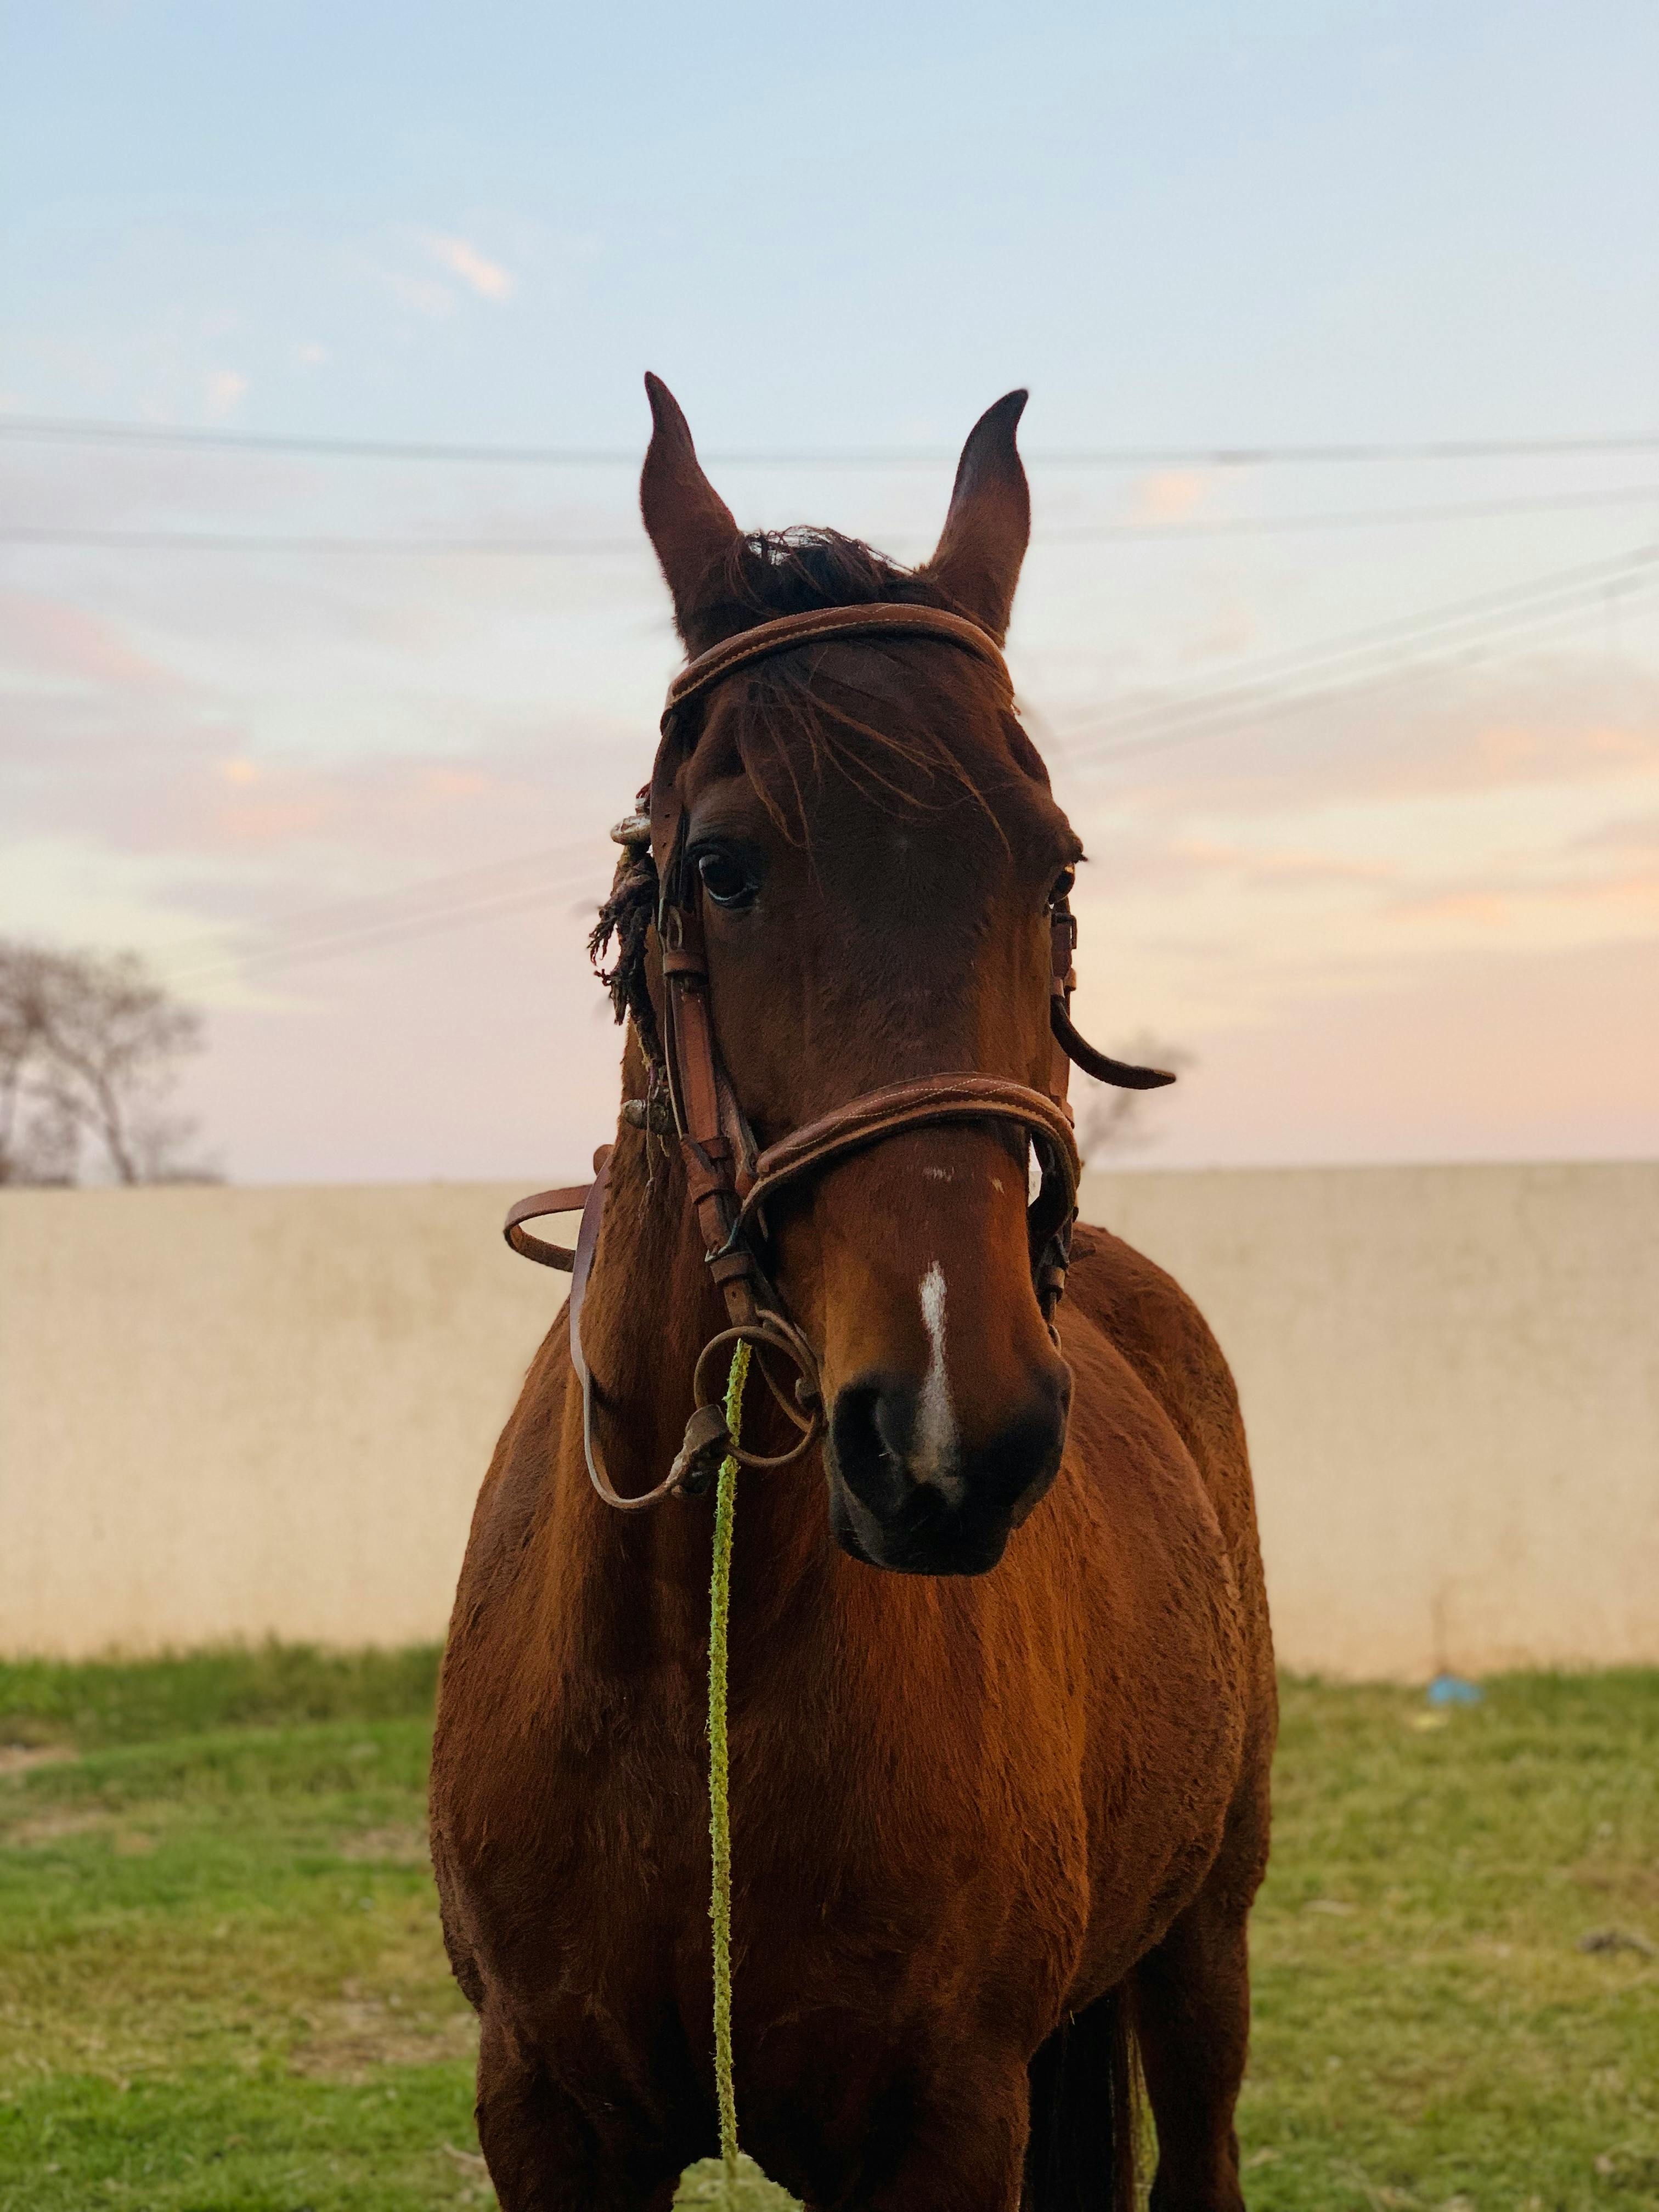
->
[504,601,1172,1511]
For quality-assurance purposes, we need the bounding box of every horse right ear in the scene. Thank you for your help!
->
[640,374,741,647]
[920,390,1031,646]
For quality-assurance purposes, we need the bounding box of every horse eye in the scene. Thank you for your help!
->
[697,850,758,910]
[1051,866,1076,904]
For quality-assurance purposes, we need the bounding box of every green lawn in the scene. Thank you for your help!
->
[1,1649,1654,2210]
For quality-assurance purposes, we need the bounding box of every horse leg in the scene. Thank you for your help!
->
[1023,1984,1139,2211]
[853,2066,1030,2212]
[474,2008,678,2212]
[1131,1831,1263,2212]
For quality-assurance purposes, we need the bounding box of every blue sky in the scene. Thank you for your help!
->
[2,1,1656,1177]
[10,2,1658,447]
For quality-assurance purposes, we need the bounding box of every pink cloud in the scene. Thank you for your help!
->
[1571,809,1659,855]
[0,591,184,692]
[427,234,516,301]
[1099,660,1659,820]
[1391,872,1659,928]
[1128,470,1211,525]
[205,369,249,420]
[1167,836,1395,890]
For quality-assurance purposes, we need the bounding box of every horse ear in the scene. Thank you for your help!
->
[640,373,741,646]
[920,390,1031,645]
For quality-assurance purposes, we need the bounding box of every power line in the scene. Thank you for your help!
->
[1053,544,1659,754]
[1063,574,1659,769]
[1058,568,1659,771]
[152,838,601,967]
[155,840,607,984]
[10,484,1659,558]
[0,527,640,555]
[1070,549,1659,716]
[6,414,1659,469]
[161,868,610,989]
[1043,484,1659,543]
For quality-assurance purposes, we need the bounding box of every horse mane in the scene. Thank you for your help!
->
[706,524,949,628]
[591,526,1024,1064]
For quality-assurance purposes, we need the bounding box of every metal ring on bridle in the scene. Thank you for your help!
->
[690,1314,825,1470]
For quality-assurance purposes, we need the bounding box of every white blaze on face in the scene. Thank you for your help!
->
[913,1261,962,1498]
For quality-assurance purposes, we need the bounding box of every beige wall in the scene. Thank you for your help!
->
[1086,1163,1658,1680]
[2,1164,1654,1678]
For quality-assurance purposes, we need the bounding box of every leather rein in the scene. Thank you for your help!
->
[504,600,1173,1512]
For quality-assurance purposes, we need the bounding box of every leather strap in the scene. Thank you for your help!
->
[1048,902,1078,1107]
[734,1074,1081,1243]
[569,1152,714,1511]
[503,1184,592,1271]
[664,601,1012,721]
[1052,1001,1175,1091]
[504,1154,705,1509]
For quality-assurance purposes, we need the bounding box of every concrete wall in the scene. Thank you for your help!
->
[2,1164,1654,1678]
[1087,1163,1658,1680]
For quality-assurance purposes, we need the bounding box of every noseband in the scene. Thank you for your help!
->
[505,600,1173,1511]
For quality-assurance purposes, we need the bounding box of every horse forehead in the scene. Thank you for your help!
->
[686,641,1023,782]
[815,809,1000,895]
[676,664,1072,893]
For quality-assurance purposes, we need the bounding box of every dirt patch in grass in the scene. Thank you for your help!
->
[2,1806,109,1846]
[338,1822,431,1866]
[1573,1857,1659,1912]
[0,1743,75,1777]
[289,1990,479,2084]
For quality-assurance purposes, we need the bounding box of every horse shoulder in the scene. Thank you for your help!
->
[1065,1227,1250,1553]
[430,1319,571,1924]
[447,1313,571,1631]
[1063,1222,1276,1728]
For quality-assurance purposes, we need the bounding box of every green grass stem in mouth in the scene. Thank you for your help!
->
[1,1651,1655,2208]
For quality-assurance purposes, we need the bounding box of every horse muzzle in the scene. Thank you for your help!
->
[824,1363,1071,1576]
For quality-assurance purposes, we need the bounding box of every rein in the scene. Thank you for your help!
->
[504,599,1173,1511]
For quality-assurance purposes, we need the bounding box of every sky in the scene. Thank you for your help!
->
[2,0,1656,1182]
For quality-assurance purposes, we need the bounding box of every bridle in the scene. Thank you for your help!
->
[504,600,1172,1511]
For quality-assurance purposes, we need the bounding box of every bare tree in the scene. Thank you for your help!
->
[1075,1031,1192,1167]
[0,941,217,1187]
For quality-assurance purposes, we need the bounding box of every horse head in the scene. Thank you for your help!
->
[614,376,1094,1574]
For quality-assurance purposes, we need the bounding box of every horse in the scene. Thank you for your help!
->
[429,376,1277,2212]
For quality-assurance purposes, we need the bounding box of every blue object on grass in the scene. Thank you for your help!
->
[1426,1672,1484,1706]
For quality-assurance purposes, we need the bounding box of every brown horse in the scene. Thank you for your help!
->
[430,377,1276,2212]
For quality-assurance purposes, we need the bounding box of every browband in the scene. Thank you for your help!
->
[663,600,1012,724]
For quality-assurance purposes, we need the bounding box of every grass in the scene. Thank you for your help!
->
[0,1652,1655,2210]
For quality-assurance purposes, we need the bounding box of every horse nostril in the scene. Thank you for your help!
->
[827,1375,918,1519]
[825,1360,1071,1576]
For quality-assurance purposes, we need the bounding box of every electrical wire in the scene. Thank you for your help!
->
[5,414,1659,469]
[9,484,1659,557]
[1053,544,1659,755]
[158,869,610,989]
[1058,573,1659,771]
[1041,484,1659,543]
[151,838,601,966]
[0,527,642,555]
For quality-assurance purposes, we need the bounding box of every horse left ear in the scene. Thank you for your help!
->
[921,390,1030,645]
[640,373,742,648]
